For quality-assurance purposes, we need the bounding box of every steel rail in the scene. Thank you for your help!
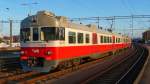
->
[115,46,146,84]
[81,46,138,84]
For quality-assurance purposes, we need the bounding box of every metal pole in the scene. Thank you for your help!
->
[10,20,13,47]
[131,15,134,38]
[98,17,100,29]
[113,16,115,31]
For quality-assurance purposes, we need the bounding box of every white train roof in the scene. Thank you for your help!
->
[21,10,129,38]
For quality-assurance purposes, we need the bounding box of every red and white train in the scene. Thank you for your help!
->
[20,11,131,72]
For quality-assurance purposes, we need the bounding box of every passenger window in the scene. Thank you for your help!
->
[104,36,107,43]
[116,38,118,43]
[113,37,115,43]
[119,38,120,43]
[86,34,90,43]
[68,32,76,43]
[107,37,109,43]
[110,37,112,43]
[99,36,101,43]
[101,36,103,43]
[78,33,84,43]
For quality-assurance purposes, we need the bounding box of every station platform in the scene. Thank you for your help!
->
[135,45,150,84]
[0,47,20,52]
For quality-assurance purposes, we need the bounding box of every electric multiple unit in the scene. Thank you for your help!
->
[20,11,131,72]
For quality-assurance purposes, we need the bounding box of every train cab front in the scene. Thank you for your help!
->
[20,11,66,72]
[20,47,56,72]
[19,26,60,72]
[19,25,65,72]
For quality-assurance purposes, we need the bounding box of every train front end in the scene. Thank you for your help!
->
[20,11,64,72]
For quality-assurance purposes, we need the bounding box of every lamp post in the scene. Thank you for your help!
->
[9,19,12,47]
[6,8,13,47]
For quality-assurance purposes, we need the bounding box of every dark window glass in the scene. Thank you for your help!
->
[86,34,90,43]
[99,36,101,43]
[20,28,31,42]
[107,37,109,43]
[40,27,65,41]
[41,27,55,41]
[104,36,107,43]
[116,38,118,43]
[113,37,115,43]
[101,36,103,43]
[110,37,112,43]
[78,33,84,43]
[118,38,120,43]
[69,32,76,43]
[56,27,65,40]
[33,28,39,41]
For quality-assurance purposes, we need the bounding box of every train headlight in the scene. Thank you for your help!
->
[21,51,25,55]
[46,51,52,55]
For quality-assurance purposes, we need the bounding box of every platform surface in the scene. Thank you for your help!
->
[139,45,150,84]
[0,47,20,52]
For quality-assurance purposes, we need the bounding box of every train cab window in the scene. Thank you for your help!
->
[40,27,65,41]
[69,32,76,43]
[41,27,55,41]
[33,28,39,41]
[85,34,90,43]
[56,27,65,40]
[20,28,31,42]
[78,33,84,43]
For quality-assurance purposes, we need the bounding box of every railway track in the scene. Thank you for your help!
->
[11,57,111,84]
[0,71,40,84]
[85,44,148,84]
[0,45,144,84]
[0,47,133,84]
[12,48,134,84]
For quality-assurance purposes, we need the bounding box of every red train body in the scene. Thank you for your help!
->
[20,11,131,72]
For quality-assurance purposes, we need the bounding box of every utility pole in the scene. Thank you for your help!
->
[131,15,134,38]
[10,20,13,47]
[98,17,100,29]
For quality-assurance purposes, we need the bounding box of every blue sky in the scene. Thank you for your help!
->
[0,0,150,37]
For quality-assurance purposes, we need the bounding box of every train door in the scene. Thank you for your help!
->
[92,33,97,44]
[112,36,115,43]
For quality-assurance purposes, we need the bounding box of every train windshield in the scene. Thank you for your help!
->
[41,27,56,41]
[20,28,31,42]
[40,27,65,41]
